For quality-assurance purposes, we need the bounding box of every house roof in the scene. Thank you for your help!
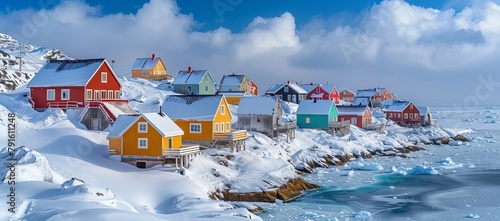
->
[173,70,211,85]
[296,100,335,115]
[162,95,225,120]
[353,97,370,106]
[299,84,320,93]
[417,106,430,116]
[220,74,245,86]
[386,101,413,112]
[355,88,379,97]
[337,105,369,116]
[237,96,278,115]
[132,57,162,70]
[322,85,336,93]
[106,113,183,138]
[266,82,307,94]
[217,91,246,96]
[27,59,116,87]
[341,88,355,94]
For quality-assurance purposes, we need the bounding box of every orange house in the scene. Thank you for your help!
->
[131,54,170,80]
[162,95,247,152]
[107,112,199,168]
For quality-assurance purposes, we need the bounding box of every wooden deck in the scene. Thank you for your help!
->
[163,145,200,156]
[328,121,351,136]
[213,130,247,141]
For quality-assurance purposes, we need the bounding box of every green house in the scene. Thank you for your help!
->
[173,68,216,95]
[296,99,338,129]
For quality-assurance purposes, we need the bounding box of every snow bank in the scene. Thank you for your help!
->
[0,146,65,183]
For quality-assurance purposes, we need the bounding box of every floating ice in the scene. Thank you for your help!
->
[354,211,372,219]
[466,213,480,218]
[437,157,455,166]
[407,165,439,175]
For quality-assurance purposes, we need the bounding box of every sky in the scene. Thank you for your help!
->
[1,0,500,106]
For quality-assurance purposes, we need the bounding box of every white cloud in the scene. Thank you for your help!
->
[2,0,500,105]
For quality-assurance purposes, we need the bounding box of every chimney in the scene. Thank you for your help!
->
[188,66,192,74]
[152,53,155,60]
[287,80,290,84]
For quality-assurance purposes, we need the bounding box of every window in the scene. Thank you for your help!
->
[221,122,224,132]
[410,104,413,109]
[410,113,413,119]
[115,91,121,99]
[138,122,147,133]
[397,113,401,118]
[101,72,107,83]
[94,90,99,100]
[226,122,230,132]
[292,95,296,102]
[404,113,408,119]
[47,89,55,100]
[60,89,69,100]
[221,105,225,115]
[142,71,147,77]
[215,123,219,132]
[257,116,261,122]
[316,87,320,93]
[306,117,310,124]
[389,113,393,118]
[138,138,148,149]
[188,86,192,91]
[108,90,113,100]
[205,76,209,83]
[168,138,173,149]
[86,90,92,100]
[205,85,209,92]
[101,91,106,100]
[190,123,201,133]
[287,95,291,101]
[284,86,289,92]
[351,118,357,125]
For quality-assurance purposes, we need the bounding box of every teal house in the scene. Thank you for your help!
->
[173,67,216,95]
[296,99,338,129]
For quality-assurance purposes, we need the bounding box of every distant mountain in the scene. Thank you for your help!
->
[0,33,70,92]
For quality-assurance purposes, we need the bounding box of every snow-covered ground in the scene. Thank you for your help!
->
[0,77,473,221]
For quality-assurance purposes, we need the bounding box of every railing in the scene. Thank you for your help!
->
[163,145,200,156]
[213,130,247,141]
[152,74,170,80]
[363,123,385,130]
[329,121,351,128]
[274,122,297,131]
[47,101,80,109]
[28,97,35,108]
[78,104,91,119]
[98,103,114,122]
[85,99,129,107]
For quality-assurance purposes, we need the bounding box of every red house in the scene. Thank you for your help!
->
[385,101,420,125]
[248,79,258,96]
[339,89,356,103]
[300,84,340,104]
[27,59,135,130]
[337,105,372,128]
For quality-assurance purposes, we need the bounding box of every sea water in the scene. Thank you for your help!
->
[259,106,500,221]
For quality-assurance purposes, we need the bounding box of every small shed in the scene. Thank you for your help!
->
[296,99,338,129]
[417,106,433,126]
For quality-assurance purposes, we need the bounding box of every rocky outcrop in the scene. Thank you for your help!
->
[213,177,319,203]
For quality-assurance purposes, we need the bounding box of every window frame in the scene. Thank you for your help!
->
[108,90,113,100]
[284,86,289,92]
[138,138,148,149]
[61,89,70,100]
[190,123,202,133]
[221,105,225,115]
[138,122,148,133]
[47,89,55,100]
[86,89,92,100]
[101,72,107,83]
[305,117,310,124]
[94,90,99,100]
[101,90,106,100]
[115,91,121,99]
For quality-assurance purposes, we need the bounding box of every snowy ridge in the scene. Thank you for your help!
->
[0,33,70,92]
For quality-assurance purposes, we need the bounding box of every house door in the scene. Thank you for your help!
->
[350,118,357,125]
[91,118,99,130]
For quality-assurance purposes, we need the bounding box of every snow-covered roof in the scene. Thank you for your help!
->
[322,85,336,93]
[162,95,224,120]
[381,100,394,107]
[131,57,162,70]
[172,70,210,85]
[217,91,246,96]
[237,96,277,115]
[337,105,369,116]
[220,74,245,86]
[353,97,370,106]
[106,112,183,139]
[296,100,335,115]
[386,101,413,112]
[311,93,324,98]
[417,106,430,116]
[266,82,307,94]
[355,88,378,97]
[27,59,110,87]
[299,84,320,93]
[341,88,355,94]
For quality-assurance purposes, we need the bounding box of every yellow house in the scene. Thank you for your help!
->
[131,54,171,80]
[106,112,199,168]
[162,95,247,152]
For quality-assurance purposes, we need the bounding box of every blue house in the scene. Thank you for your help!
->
[296,99,338,129]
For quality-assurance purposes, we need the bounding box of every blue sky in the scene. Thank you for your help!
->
[1,0,500,106]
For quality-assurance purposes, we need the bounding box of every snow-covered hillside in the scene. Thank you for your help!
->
[0,74,463,220]
[0,33,69,92]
